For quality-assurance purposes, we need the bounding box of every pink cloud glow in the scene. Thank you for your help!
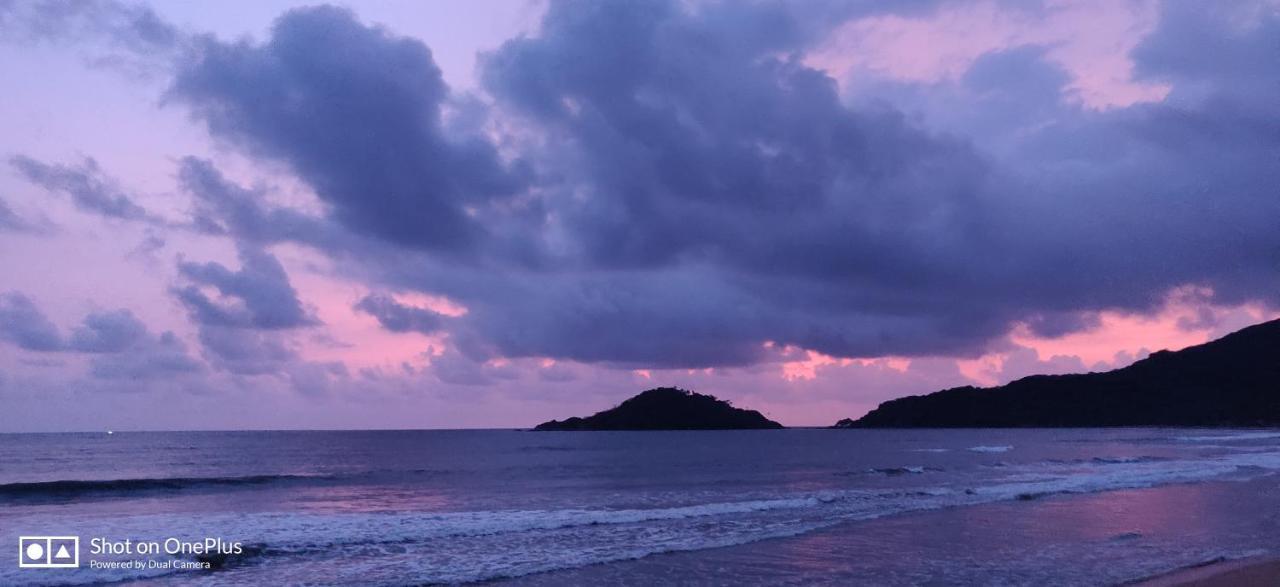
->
[807,0,1169,109]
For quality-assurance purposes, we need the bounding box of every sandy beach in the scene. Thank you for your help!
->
[1139,557,1280,586]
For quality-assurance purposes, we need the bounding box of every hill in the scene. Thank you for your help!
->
[844,319,1280,427]
[534,387,783,431]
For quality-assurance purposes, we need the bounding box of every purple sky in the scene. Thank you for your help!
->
[0,0,1277,432]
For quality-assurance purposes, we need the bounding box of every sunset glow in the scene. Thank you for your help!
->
[1,0,1277,430]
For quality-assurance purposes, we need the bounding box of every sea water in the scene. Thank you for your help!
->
[3,428,1280,585]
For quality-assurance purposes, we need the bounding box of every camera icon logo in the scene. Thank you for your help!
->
[18,536,79,568]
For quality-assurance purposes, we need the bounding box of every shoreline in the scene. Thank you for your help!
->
[510,477,1280,586]
[1136,556,1280,586]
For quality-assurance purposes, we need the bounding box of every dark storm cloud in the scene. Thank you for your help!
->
[0,292,64,351]
[1020,311,1102,340]
[1132,0,1280,105]
[353,294,448,335]
[457,0,1278,365]
[990,1,1280,312]
[161,0,1001,366]
[169,5,530,253]
[10,155,150,221]
[158,0,1280,369]
[447,0,1010,363]
[426,267,1011,368]
[177,156,337,247]
[175,245,318,330]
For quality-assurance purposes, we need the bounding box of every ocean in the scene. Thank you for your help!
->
[3,428,1280,585]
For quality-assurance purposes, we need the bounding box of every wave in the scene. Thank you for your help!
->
[0,467,460,503]
[12,450,1280,586]
[968,445,1013,453]
[873,466,928,475]
[1127,549,1269,585]
[0,473,335,501]
[836,466,931,477]
[1043,456,1172,466]
[1176,432,1280,442]
[1091,455,1170,464]
[975,450,1280,505]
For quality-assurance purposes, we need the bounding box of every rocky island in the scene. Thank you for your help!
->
[534,387,784,431]
[839,318,1280,428]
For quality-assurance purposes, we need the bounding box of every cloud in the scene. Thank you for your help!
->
[809,0,1168,110]
[175,245,318,330]
[427,346,521,386]
[177,156,338,247]
[0,291,203,382]
[0,197,43,233]
[191,325,296,376]
[169,244,345,381]
[0,0,178,51]
[185,322,342,391]
[982,345,1090,385]
[284,360,349,396]
[68,308,147,352]
[1131,0,1279,109]
[1020,311,1102,339]
[10,155,150,221]
[87,331,203,380]
[149,0,1280,372]
[169,5,530,252]
[0,292,64,351]
[127,232,166,262]
[0,0,182,77]
[354,293,448,335]
[8,0,1268,386]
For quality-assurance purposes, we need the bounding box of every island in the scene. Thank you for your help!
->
[839,318,1280,428]
[534,387,784,430]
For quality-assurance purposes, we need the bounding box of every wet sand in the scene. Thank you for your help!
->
[1138,557,1280,586]
[511,478,1280,585]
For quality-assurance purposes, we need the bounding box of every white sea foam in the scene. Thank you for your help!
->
[968,445,1013,453]
[978,449,1280,503]
[10,441,1280,586]
[1175,431,1280,442]
[22,448,1280,586]
[862,466,929,475]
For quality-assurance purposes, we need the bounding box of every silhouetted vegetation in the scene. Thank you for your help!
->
[535,387,783,430]
[842,319,1280,427]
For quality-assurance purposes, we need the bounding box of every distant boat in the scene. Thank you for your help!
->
[106,430,114,435]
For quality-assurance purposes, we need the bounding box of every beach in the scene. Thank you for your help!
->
[1140,557,1280,586]
[511,474,1280,585]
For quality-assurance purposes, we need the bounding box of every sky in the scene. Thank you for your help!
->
[0,0,1277,432]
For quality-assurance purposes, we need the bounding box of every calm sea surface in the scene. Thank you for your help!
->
[3,428,1280,585]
